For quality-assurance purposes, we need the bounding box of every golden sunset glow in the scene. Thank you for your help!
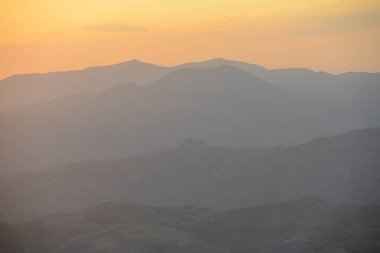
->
[0,0,379,78]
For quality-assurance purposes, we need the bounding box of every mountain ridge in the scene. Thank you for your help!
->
[1,58,379,109]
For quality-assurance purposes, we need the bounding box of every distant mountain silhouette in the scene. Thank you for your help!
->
[0,60,170,109]
[180,58,380,100]
[1,127,379,222]
[1,58,379,109]
[2,198,380,252]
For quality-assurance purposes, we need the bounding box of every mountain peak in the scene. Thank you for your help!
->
[128,59,144,64]
[117,59,145,65]
[207,57,228,62]
[115,59,162,68]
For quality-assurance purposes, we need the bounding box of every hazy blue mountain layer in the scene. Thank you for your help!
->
[1,127,379,222]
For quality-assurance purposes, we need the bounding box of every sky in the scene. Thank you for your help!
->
[0,0,379,79]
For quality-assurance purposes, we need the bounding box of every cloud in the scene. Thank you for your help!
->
[83,23,148,33]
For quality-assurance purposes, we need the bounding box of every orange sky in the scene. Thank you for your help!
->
[0,0,379,79]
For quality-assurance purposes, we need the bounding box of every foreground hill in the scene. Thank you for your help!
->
[3,198,380,253]
[1,127,379,222]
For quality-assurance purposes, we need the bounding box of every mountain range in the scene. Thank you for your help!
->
[1,58,379,109]
[1,58,379,251]
[1,59,379,173]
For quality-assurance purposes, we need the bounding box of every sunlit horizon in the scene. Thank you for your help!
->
[1,0,379,79]
[2,56,380,81]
